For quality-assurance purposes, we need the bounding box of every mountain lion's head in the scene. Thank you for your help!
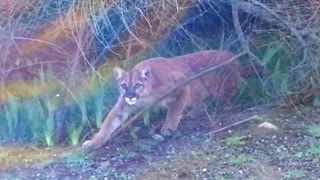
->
[113,66,152,105]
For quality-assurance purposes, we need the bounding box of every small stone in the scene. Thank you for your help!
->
[202,168,207,172]
[152,134,165,142]
[98,160,111,169]
[313,98,320,107]
[314,158,319,163]
[258,122,279,131]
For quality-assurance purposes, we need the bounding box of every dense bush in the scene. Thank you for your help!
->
[0,0,319,146]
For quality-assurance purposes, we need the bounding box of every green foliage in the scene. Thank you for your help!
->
[129,127,140,141]
[68,124,84,146]
[260,43,284,67]
[5,96,20,139]
[292,152,304,158]
[259,43,299,96]
[229,154,255,165]
[41,97,57,147]
[92,89,105,128]
[22,100,45,144]
[143,110,151,126]
[225,136,246,146]
[307,147,320,156]
[76,94,88,124]
[138,140,160,152]
[0,79,122,147]
[185,150,215,161]
[272,58,290,94]
[285,170,307,179]
[308,126,320,138]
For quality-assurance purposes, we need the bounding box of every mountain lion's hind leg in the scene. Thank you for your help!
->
[185,100,206,118]
[160,88,189,136]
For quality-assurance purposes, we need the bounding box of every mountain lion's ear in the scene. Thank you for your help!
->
[113,66,125,81]
[140,67,150,80]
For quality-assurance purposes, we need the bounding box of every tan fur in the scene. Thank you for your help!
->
[82,50,257,149]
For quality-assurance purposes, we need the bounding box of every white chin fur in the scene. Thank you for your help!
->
[125,97,137,105]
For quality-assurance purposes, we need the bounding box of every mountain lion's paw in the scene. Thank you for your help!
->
[82,140,98,151]
[160,127,174,137]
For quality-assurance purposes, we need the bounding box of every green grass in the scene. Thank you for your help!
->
[4,96,20,139]
[308,126,320,138]
[285,170,307,179]
[138,140,160,152]
[184,150,216,161]
[307,146,320,156]
[229,154,255,165]
[292,151,304,158]
[0,78,119,147]
[143,110,151,126]
[68,125,84,146]
[62,152,94,167]
[225,136,246,146]
[42,98,57,147]
[92,89,105,128]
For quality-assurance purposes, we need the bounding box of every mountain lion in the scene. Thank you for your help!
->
[82,50,261,149]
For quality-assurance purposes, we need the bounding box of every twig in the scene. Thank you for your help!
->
[248,0,308,63]
[109,51,247,140]
[233,0,320,45]
[231,0,263,80]
[231,0,248,52]
[206,115,258,135]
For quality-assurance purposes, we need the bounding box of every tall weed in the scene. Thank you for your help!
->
[4,96,20,139]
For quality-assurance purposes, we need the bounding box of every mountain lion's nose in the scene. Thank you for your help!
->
[124,93,136,99]
[124,96,137,105]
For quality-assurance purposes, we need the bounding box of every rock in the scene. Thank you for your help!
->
[258,122,279,131]
[152,134,165,142]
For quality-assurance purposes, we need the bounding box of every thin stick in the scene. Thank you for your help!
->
[109,51,247,140]
[206,115,258,135]
[248,0,308,63]
[231,0,264,80]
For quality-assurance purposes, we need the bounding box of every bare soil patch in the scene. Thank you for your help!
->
[1,106,320,180]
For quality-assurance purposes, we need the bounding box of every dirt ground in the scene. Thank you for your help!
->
[0,106,320,180]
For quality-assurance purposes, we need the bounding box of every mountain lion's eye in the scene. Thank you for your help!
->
[134,83,143,89]
[120,83,128,90]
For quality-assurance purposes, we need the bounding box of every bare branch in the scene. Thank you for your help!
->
[207,115,258,135]
[231,0,248,51]
[232,0,320,45]
[231,0,264,81]
[247,0,308,62]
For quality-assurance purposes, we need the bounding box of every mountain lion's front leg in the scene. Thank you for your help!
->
[160,87,190,136]
[82,102,132,150]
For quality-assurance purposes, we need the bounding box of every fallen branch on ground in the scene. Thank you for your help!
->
[206,115,258,135]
